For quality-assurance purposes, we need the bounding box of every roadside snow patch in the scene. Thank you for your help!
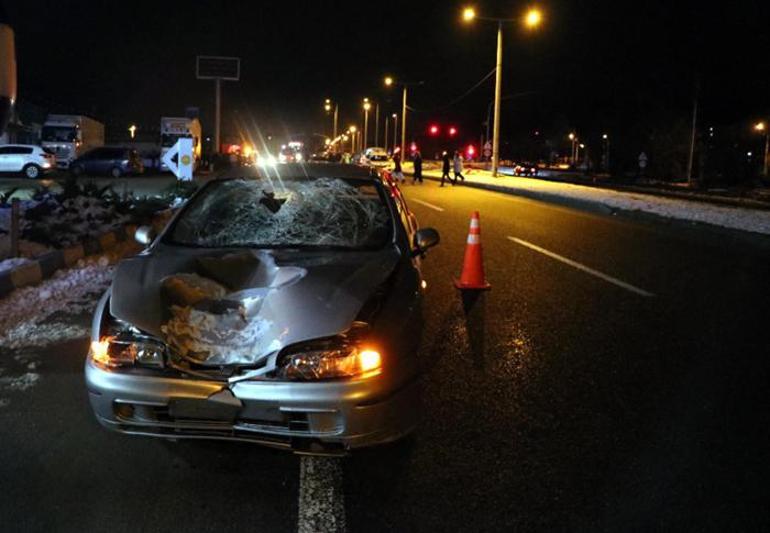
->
[0,372,40,392]
[0,260,114,349]
[0,257,31,274]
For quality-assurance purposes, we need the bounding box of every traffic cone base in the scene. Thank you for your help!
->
[454,211,491,291]
[454,278,491,290]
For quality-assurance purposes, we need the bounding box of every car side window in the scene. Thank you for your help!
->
[0,146,27,154]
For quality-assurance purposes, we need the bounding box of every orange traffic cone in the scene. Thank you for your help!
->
[454,211,491,290]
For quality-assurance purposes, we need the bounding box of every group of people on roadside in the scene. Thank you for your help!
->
[388,149,465,186]
[440,150,465,187]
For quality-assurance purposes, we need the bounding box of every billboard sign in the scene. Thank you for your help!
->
[196,56,240,81]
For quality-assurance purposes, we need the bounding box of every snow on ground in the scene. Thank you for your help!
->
[0,241,138,402]
[0,256,114,350]
[0,256,31,274]
[421,168,770,235]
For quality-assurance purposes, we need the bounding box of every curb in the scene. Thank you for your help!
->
[0,223,139,300]
[422,163,770,211]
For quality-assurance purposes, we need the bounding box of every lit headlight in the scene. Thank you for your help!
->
[90,335,166,368]
[277,345,381,381]
[295,153,303,162]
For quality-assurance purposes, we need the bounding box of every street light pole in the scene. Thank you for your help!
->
[393,113,398,154]
[375,103,380,147]
[384,115,389,152]
[363,99,371,152]
[333,104,338,140]
[492,21,503,176]
[214,79,221,153]
[462,6,542,175]
[401,86,407,157]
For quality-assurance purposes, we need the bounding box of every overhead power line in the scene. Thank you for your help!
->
[407,68,497,113]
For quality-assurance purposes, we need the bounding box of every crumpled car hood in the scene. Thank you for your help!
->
[110,245,401,365]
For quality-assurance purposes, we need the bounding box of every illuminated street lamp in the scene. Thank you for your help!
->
[349,125,357,152]
[392,113,398,154]
[462,5,544,176]
[363,98,371,151]
[323,98,339,143]
[755,121,769,177]
[568,133,577,165]
[128,124,137,139]
[384,75,424,158]
[602,133,610,171]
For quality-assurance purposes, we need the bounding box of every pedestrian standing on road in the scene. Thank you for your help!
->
[440,151,451,187]
[392,152,405,183]
[412,151,423,184]
[453,150,465,183]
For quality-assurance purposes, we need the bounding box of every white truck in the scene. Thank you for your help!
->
[160,117,201,171]
[41,114,104,168]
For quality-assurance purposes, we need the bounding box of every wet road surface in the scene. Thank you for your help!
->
[1,176,769,531]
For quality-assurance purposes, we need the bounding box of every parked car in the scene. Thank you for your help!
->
[512,161,538,177]
[0,144,56,178]
[363,147,390,168]
[85,163,440,453]
[69,146,143,177]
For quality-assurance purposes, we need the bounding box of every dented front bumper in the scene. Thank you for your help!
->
[84,358,419,454]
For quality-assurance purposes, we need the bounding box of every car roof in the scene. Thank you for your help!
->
[0,144,41,149]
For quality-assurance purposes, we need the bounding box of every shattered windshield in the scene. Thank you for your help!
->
[168,178,393,249]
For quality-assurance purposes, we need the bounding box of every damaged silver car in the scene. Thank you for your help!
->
[85,164,439,453]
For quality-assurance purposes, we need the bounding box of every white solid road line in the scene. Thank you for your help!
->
[410,198,445,212]
[507,236,656,298]
[297,456,346,533]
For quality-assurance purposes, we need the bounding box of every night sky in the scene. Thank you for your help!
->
[6,0,770,151]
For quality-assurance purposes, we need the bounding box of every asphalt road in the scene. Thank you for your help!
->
[1,176,769,532]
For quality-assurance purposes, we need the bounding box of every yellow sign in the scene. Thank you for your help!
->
[181,155,192,166]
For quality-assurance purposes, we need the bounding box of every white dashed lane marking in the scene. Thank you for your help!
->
[410,198,445,212]
[297,456,346,533]
[508,236,656,297]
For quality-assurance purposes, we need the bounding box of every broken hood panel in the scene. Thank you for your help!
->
[110,245,401,365]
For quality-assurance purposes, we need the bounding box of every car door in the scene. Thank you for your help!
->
[83,148,105,173]
[0,145,12,171]
[4,145,27,172]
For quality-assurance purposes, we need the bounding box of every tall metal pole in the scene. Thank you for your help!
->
[364,109,369,152]
[374,103,380,147]
[686,83,699,186]
[384,116,389,152]
[401,86,407,157]
[393,114,398,152]
[214,78,221,153]
[333,104,338,140]
[763,132,769,178]
[492,21,503,176]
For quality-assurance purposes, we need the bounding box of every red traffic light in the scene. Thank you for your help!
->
[429,124,440,135]
[466,144,476,157]
[449,126,458,136]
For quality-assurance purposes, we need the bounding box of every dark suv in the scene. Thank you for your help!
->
[70,147,144,177]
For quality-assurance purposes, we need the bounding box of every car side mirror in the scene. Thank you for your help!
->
[134,225,156,246]
[412,228,440,256]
